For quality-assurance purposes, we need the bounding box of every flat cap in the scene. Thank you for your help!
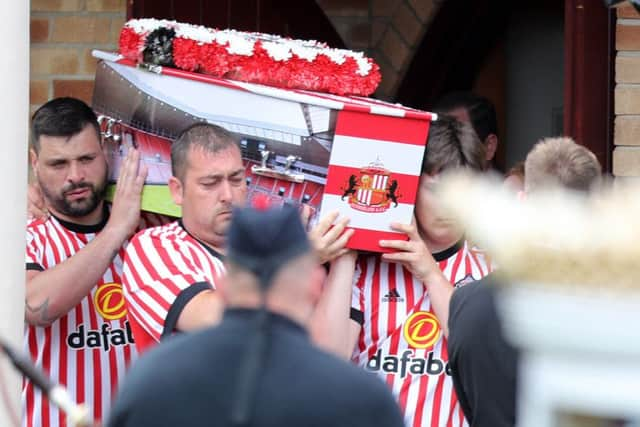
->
[226,204,311,287]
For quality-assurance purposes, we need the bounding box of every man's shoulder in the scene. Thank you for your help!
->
[451,275,496,309]
[26,215,56,233]
[301,345,387,391]
[468,243,493,268]
[302,349,404,422]
[118,328,205,384]
[449,275,500,343]
[138,211,176,230]
[129,220,183,244]
[113,331,404,427]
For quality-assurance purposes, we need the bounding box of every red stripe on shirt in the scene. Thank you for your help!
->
[398,374,412,415]
[41,327,51,426]
[75,299,86,411]
[58,315,68,427]
[52,222,72,262]
[368,258,381,361]
[413,372,430,427]
[430,371,447,427]
[448,249,465,284]
[87,294,103,421]
[386,262,398,388]
[26,329,38,427]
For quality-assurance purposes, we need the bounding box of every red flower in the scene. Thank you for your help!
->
[173,38,201,72]
[119,27,144,61]
[200,42,237,77]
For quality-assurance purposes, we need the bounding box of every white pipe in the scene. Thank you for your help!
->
[0,0,29,425]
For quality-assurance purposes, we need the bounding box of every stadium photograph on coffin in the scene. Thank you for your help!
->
[91,39,433,252]
[92,57,333,217]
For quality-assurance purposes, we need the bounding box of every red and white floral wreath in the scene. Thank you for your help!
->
[119,18,382,96]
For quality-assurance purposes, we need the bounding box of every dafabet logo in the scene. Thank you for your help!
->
[66,282,134,351]
[403,311,441,349]
[94,282,127,320]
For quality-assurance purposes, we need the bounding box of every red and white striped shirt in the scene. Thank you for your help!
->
[122,221,226,353]
[351,241,491,427]
[23,209,167,427]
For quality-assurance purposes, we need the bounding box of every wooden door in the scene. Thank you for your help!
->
[564,0,614,171]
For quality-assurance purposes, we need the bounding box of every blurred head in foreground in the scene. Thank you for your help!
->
[223,204,325,326]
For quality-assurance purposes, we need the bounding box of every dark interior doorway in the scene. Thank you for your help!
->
[395,0,612,173]
[128,0,345,49]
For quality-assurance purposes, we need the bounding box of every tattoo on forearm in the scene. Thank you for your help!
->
[25,298,52,324]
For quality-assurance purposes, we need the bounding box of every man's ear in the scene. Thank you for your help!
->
[484,134,498,162]
[168,176,184,206]
[29,148,39,174]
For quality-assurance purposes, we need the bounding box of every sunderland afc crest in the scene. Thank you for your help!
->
[341,157,401,213]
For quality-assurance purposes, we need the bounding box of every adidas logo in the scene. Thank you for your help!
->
[382,288,404,302]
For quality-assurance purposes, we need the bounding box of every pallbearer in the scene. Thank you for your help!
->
[313,117,492,427]
[24,98,155,427]
[108,204,405,427]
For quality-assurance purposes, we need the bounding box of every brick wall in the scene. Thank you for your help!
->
[614,4,640,177]
[316,0,441,100]
[30,0,126,112]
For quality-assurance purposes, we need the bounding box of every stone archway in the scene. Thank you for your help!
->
[394,0,509,109]
[316,0,442,100]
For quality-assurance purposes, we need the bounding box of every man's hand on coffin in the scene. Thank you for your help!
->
[27,182,48,220]
[308,211,354,264]
[105,147,147,240]
[379,219,440,284]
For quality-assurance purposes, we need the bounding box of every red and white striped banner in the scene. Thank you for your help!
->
[321,110,431,252]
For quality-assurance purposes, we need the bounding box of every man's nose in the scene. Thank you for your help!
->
[67,161,84,183]
[219,179,233,202]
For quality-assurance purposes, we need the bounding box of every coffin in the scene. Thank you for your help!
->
[92,50,434,252]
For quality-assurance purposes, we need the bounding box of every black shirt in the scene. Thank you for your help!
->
[447,276,519,427]
[107,308,405,427]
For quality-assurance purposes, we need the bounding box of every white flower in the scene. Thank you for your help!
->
[124,19,376,76]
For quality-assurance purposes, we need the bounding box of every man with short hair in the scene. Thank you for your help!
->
[122,122,352,352]
[25,97,149,427]
[524,137,602,194]
[434,91,499,166]
[312,116,492,427]
[122,123,243,352]
[108,204,405,427]
[447,136,603,427]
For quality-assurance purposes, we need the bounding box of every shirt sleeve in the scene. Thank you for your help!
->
[349,257,365,325]
[122,229,216,343]
[25,226,45,271]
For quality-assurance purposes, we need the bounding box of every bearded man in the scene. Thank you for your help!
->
[24,97,154,427]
